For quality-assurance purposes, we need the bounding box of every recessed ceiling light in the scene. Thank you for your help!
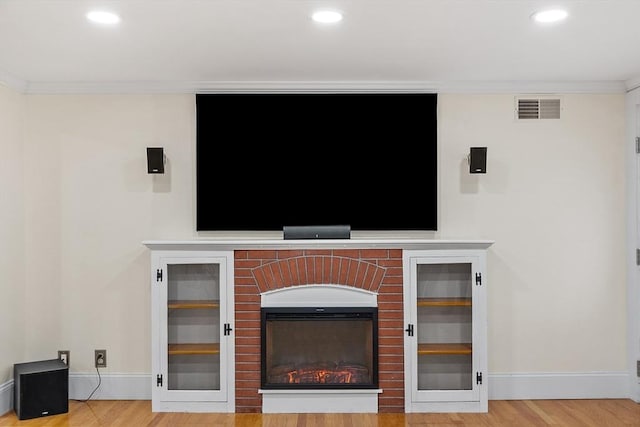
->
[531,9,568,23]
[312,10,343,24]
[87,10,121,25]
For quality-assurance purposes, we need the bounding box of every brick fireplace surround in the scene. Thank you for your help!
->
[234,248,404,413]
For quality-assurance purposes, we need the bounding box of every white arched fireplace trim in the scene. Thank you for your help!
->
[260,284,377,308]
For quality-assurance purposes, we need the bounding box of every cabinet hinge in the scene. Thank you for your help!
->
[475,272,482,286]
[476,372,483,385]
[224,323,233,336]
[636,137,640,153]
[156,269,163,282]
[405,324,414,337]
[156,374,163,387]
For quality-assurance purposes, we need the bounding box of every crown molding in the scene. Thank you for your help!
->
[0,68,27,93]
[22,79,626,95]
[626,75,640,92]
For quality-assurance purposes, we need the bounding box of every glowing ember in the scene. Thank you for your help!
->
[269,363,369,385]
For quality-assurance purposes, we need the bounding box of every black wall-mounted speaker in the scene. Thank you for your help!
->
[14,359,68,420]
[469,147,487,174]
[147,147,164,174]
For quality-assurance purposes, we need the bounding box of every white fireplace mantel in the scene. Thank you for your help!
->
[142,238,494,251]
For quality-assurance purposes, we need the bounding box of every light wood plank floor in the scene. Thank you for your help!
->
[0,399,639,426]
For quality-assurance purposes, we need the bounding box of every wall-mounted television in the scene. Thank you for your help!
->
[196,92,437,232]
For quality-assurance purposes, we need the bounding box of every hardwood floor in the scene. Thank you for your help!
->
[0,399,639,426]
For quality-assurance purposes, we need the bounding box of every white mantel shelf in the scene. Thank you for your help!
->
[142,239,494,251]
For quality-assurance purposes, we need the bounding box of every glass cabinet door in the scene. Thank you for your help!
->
[416,262,473,392]
[165,262,221,393]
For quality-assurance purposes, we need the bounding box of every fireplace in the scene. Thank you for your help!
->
[261,307,379,390]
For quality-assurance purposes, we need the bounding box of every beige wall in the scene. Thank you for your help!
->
[24,94,195,372]
[439,94,626,372]
[0,84,25,382]
[18,93,626,375]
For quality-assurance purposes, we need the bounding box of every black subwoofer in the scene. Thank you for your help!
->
[13,359,68,420]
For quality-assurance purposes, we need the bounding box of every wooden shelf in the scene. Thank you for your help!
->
[418,343,472,355]
[168,343,220,355]
[417,298,471,307]
[168,300,220,309]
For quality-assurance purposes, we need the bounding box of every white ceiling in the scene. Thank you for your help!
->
[1,0,640,93]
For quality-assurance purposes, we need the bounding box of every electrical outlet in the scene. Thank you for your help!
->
[58,350,70,366]
[95,349,107,368]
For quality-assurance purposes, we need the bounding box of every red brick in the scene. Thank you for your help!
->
[362,264,376,291]
[266,263,281,289]
[235,337,260,346]
[321,257,332,284]
[379,354,404,364]
[277,250,304,259]
[235,251,249,259]
[330,257,341,284]
[235,321,260,330]
[279,260,293,287]
[235,294,260,303]
[382,276,403,285]
[236,392,261,400]
[378,301,403,311]
[235,311,261,321]
[247,250,277,259]
[379,372,404,381]
[379,319,404,329]
[378,406,404,413]
[333,249,359,258]
[379,388,404,398]
[303,256,315,284]
[236,371,260,381]
[380,284,403,294]
[235,354,260,363]
[313,256,325,284]
[235,259,262,269]
[305,249,332,256]
[361,249,389,259]
[354,262,367,289]
[378,259,402,268]
[346,259,358,286]
[370,268,386,292]
[252,268,268,293]
[296,257,308,285]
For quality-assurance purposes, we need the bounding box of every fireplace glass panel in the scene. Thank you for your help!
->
[262,308,378,389]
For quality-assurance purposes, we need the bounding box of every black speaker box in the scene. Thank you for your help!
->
[283,225,351,240]
[14,359,68,420]
[469,147,487,174]
[147,147,165,174]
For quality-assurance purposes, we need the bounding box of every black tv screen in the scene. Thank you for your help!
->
[196,92,438,231]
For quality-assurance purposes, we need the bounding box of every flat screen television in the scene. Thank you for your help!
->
[196,92,437,232]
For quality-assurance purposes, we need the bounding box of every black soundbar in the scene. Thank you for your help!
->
[283,225,351,240]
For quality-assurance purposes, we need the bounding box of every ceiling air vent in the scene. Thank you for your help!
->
[516,97,561,120]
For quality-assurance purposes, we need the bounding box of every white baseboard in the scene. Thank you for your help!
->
[0,380,13,417]
[489,372,629,400]
[69,373,150,401]
[1,372,632,416]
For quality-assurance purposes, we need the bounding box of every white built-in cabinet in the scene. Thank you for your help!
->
[403,248,489,413]
[148,249,235,412]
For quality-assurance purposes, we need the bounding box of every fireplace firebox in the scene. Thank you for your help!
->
[260,307,378,389]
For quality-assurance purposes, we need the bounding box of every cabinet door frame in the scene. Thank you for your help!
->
[151,250,235,411]
[403,249,487,412]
